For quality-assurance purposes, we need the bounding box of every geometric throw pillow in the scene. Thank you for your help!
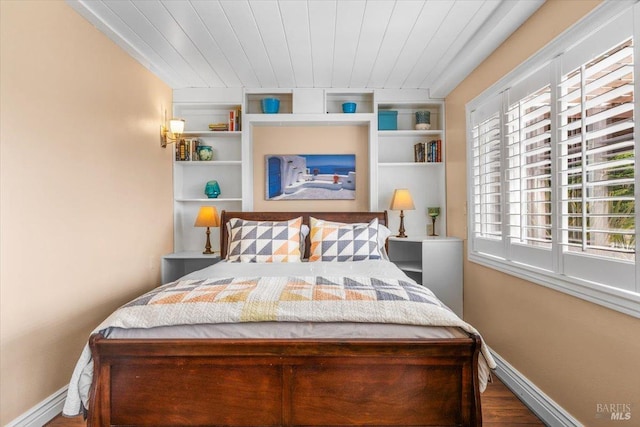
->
[308,217,382,262]
[227,217,303,263]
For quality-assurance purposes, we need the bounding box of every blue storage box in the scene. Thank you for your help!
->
[378,110,398,130]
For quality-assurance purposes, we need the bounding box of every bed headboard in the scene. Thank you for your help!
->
[219,211,389,260]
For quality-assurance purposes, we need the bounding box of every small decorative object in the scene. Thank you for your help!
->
[378,110,398,130]
[261,97,280,114]
[204,180,221,198]
[415,110,431,130]
[198,145,213,161]
[428,207,440,236]
[389,189,415,238]
[194,206,220,255]
[342,102,357,113]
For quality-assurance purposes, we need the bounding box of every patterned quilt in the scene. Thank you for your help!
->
[113,275,453,327]
[63,275,496,416]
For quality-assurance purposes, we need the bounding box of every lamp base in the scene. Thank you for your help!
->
[202,227,215,255]
[396,210,408,238]
[429,216,438,237]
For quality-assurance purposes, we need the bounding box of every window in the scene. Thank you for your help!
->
[467,3,639,317]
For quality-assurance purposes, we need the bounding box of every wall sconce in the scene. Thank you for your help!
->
[389,188,415,238]
[194,206,220,255]
[160,112,185,148]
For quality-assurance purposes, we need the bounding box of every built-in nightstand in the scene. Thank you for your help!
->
[161,251,221,284]
[387,236,463,318]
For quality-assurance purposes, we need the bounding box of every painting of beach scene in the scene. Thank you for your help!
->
[265,154,356,200]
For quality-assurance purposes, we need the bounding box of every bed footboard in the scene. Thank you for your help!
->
[87,333,482,426]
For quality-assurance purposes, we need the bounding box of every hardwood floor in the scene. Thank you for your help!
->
[481,376,545,426]
[45,375,545,426]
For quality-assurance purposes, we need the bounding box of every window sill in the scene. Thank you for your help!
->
[468,251,640,319]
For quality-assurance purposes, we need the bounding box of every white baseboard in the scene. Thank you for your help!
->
[5,386,68,427]
[490,349,582,427]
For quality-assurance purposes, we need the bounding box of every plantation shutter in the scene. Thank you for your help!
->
[467,3,638,316]
[504,65,553,270]
[470,94,505,257]
[557,18,635,290]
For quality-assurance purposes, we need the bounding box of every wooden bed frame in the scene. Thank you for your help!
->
[87,211,483,426]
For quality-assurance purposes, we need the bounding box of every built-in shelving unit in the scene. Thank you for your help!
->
[376,100,446,237]
[325,90,374,114]
[168,88,447,267]
[245,90,293,114]
[172,102,243,253]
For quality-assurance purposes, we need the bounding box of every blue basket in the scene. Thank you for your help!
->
[378,110,398,130]
[261,98,280,114]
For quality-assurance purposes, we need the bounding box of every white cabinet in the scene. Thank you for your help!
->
[388,236,463,318]
[421,237,463,318]
[377,101,446,238]
[161,252,220,284]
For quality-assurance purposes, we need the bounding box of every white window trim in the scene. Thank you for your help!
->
[466,0,640,319]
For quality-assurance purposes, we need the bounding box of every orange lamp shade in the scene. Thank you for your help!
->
[389,189,415,211]
[194,206,220,228]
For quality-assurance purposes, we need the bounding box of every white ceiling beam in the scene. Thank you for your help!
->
[429,0,545,98]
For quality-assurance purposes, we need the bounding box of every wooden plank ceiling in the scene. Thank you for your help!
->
[68,0,544,97]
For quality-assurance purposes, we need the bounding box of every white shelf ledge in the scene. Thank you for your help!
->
[175,198,242,202]
[174,160,242,166]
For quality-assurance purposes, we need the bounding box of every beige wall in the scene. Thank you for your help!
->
[0,1,173,423]
[252,126,370,211]
[446,0,640,425]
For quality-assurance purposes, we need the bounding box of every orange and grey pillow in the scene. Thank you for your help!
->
[308,217,382,262]
[227,217,303,263]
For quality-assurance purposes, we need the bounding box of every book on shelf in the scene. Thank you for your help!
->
[426,139,442,163]
[190,138,199,161]
[414,142,426,162]
[229,110,236,132]
[208,123,228,131]
[414,140,442,163]
[176,138,200,161]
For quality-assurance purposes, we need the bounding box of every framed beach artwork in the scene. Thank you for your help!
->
[265,154,356,200]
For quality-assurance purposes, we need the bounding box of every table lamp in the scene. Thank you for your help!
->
[389,189,415,238]
[194,206,220,254]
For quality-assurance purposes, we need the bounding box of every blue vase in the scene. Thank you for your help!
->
[415,111,431,130]
[261,98,280,114]
[204,180,221,198]
[198,145,213,161]
[342,102,356,113]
